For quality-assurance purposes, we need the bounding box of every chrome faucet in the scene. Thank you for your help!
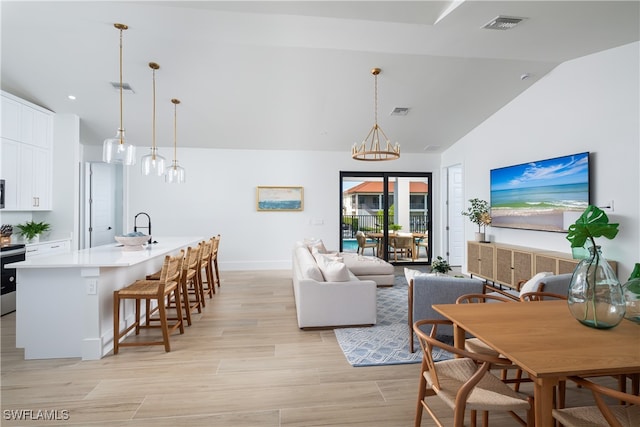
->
[134,212,153,244]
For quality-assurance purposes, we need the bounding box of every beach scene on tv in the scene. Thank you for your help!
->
[490,152,590,232]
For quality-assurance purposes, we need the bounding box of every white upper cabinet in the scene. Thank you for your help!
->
[1,91,53,148]
[0,91,53,210]
[1,95,21,141]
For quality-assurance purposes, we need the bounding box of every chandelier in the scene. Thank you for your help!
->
[140,62,166,176]
[165,99,186,184]
[352,68,400,161]
[103,23,136,165]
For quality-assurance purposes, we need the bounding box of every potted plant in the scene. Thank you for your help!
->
[16,221,50,244]
[431,256,452,275]
[461,198,491,242]
[565,205,624,328]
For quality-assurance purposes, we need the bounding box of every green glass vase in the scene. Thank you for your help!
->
[567,246,625,329]
[622,263,640,324]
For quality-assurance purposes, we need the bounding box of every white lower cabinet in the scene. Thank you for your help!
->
[26,239,71,258]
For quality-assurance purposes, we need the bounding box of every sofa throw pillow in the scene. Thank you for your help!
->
[520,271,554,295]
[316,254,351,282]
[306,239,328,254]
[404,267,431,285]
[296,247,325,282]
[301,264,324,282]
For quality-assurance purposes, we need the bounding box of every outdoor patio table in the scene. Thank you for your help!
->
[432,300,640,427]
[365,232,427,260]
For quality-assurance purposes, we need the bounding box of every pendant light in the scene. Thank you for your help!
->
[140,62,166,176]
[103,23,136,165]
[351,67,400,161]
[165,99,185,184]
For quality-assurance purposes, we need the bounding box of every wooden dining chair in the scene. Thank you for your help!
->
[519,291,568,302]
[455,293,529,392]
[552,376,640,427]
[113,251,184,354]
[413,319,534,427]
[518,291,569,409]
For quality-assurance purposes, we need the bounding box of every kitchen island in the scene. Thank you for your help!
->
[9,236,202,360]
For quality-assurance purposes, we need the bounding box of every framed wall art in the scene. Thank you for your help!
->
[256,186,304,211]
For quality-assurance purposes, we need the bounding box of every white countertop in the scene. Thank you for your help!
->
[9,236,202,269]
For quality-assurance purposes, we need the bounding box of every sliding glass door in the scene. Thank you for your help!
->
[340,171,432,265]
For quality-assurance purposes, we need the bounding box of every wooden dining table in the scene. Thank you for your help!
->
[432,300,640,427]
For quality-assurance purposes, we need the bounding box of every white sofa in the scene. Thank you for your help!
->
[292,241,378,329]
[340,252,395,286]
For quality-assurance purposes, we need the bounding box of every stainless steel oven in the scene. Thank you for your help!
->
[1,244,26,315]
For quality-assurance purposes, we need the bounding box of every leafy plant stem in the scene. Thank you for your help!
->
[584,237,599,327]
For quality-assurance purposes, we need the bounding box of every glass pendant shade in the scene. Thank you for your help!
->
[141,62,165,176]
[103,129,136,165]
[103,23,135,166]
[165,160,185,184]
[164,98,185,184]
[141,147,166,176]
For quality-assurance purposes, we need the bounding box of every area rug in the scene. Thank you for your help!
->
[334,272,453,367]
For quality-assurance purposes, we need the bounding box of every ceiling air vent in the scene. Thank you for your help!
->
[390,107,409,116]
[423,145,441,152]
[110,82,135,93]
[482,16,525,30]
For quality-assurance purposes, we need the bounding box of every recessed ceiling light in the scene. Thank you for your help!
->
[424,145,441,152]
[68,95,76,100]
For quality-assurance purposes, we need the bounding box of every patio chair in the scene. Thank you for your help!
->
[416,234,429,259]
[390,233,413,261]
[355,231,376,256]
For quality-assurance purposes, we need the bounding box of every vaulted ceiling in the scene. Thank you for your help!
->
[2,1,638,154]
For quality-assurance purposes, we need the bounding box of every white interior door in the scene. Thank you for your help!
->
[87,162,116,247]
[447,164,464,267]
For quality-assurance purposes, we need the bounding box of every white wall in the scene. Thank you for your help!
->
[126,149,440,270]
[442,42,640,279]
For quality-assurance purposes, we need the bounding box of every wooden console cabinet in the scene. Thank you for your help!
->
[467,241,616,290]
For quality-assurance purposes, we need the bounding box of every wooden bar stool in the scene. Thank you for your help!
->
[113,251,184,354]
[211,234,221,288]
[181,244,203,324]
[145,245,202,326]
[199,238,215,300]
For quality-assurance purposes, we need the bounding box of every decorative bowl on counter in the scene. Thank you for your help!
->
[115,235,150,250]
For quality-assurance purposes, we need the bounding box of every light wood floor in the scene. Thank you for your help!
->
[0,270,619,426]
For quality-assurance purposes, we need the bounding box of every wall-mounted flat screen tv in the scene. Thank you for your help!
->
[490,152,590,232]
